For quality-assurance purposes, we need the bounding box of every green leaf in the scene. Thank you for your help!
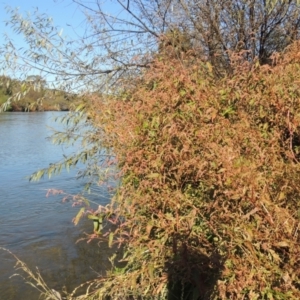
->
[93,220,101,233]
[75,103,85,112]
[146,173,160,179]
[88,214,100,220]
[108,232,114,248]
[73,207,85,226]
[179,89,186,97]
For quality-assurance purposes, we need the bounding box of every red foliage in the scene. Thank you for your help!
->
[86,43,300,299]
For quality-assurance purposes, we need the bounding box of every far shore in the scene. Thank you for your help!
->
[3,103,70,112]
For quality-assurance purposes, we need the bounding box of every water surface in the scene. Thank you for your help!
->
[0,112,112,299]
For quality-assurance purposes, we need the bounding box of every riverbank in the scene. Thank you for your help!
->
[1,103,72,113]
[8,101,70,112]
[0,93,73,112]
[1,96,73,112]
[0,78,76,112]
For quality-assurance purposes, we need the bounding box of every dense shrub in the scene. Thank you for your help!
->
[85,42,300,299]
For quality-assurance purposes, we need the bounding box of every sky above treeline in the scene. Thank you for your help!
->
[1,0,82,44]
[0,0,121,48]
[0,0,124,84]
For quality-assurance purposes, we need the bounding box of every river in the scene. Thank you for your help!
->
[0,112,112,299]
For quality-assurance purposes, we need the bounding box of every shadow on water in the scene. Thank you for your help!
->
[166,246,225,300]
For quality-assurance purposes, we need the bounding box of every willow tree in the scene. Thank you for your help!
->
[2,0,300,95]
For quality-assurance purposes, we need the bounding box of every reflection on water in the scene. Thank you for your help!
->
[0,112,112,299]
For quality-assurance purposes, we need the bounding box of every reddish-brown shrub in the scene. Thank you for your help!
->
[85,42,300,299]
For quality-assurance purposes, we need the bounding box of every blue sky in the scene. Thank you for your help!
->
[0,0,123,47]
[1,0,86,46]
[0,0,150,90]
[0,0,125,84]
[0,0,90,82]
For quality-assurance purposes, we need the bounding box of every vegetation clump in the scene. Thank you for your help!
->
[81,42,300,299]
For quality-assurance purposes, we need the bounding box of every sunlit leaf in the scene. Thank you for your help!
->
[108,232,114,248]
[73,207,85,226]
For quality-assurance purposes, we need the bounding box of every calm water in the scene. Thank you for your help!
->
[0,112,112,299]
